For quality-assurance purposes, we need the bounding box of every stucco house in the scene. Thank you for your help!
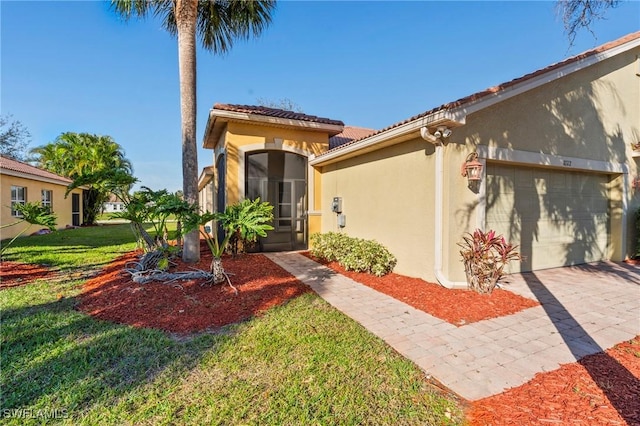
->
[199,31,640,288]
[1,155,83,241]
[102,193,125,214]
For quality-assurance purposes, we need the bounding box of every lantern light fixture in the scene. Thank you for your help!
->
[461,152,483,184]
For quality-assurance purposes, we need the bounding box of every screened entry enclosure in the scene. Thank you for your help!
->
[246,151,308,251]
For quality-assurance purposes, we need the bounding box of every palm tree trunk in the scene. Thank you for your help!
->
[210,257,226,284]
[176,0,200,263]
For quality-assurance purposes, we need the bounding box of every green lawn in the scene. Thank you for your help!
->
[1,225,464,425]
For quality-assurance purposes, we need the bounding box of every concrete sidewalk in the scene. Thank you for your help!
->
[264,252,640,401]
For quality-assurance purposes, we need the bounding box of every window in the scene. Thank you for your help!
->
[41,189,53,212]
[11,186,26,217]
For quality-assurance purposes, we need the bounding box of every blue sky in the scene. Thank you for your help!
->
[2,1,639,192]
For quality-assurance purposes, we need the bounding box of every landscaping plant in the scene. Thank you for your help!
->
[310,232,397,276]
[112,186,190,252]
[224,198,275,256]
[182,198,274,284]
[0,202,57,255]
[458,229,521,294]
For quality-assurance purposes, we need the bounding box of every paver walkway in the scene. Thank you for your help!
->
[265,252,640,401]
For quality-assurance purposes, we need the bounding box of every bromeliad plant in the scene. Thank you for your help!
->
[458,229,521,294]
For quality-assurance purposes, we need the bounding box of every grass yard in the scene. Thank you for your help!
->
[1,225,464,425]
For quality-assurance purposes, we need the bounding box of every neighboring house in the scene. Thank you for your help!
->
[200,31,640,287]
[0,155,83,241]
[102,193,125,213]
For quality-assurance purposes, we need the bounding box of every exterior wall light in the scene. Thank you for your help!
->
[461,152,483,183]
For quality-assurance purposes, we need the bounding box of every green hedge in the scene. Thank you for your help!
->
[310,232,397,276]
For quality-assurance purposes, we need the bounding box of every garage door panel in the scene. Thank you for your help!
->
[486,165,610,273]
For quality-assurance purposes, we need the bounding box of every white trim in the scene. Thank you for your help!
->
[433,144,467,289]
[477,146,628,174]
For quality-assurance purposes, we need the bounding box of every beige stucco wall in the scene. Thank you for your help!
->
[315,44,638,283]
[318,139,438,282]
[443,45,640,278]
[220,122,329,206]
[201,120,331,249]
[1,174,83,241]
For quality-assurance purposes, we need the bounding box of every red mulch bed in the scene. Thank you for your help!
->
[467,336,640,425]
[0,261,54,289]
[7,246,640,424]
[301,252,539,326]
[77,244,311,334]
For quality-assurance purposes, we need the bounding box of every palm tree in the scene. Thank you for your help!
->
[110,0,276,263]
[32,132,135,225]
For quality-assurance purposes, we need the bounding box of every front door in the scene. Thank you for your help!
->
[71,193,80,226]
[274,179,307,251]
[246,151,308,251]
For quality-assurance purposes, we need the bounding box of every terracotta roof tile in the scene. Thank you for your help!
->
[0,155,72,184]
[213,103,344,127]
[318,31,640,157]
[329,126,376,149]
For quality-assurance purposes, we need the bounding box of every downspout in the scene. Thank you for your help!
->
[421,127,467,289]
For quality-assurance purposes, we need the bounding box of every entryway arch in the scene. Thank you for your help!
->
[245,150,308,251]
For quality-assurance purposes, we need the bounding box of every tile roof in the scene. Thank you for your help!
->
[329,126,376,149]
[213,103,345,127]
[318,30,640,157]
[0,155,73,184]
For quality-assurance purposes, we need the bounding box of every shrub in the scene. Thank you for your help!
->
[310,232,397,276]
[458,229,521,294]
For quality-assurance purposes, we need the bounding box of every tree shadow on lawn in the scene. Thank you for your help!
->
[0,295,227,419]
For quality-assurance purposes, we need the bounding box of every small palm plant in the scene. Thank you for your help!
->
[224,198,275,256]
[1,202,57,255]
[182,199,274,284]
[458,229,521,294]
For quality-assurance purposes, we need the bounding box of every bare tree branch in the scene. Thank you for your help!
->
[556,0,621,47]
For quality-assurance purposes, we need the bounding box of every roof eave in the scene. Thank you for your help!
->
[0,168,73,187]
[198,166,215,190]
[203,109,344,150]
[310,109,465,166]
[311,33,640,167]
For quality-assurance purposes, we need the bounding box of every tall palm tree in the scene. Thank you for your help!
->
[32,132,134,224]
[111,0,276,263]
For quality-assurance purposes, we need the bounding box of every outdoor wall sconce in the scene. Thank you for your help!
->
[461,152,483,183]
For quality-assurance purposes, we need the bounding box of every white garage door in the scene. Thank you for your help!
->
[485,164,610,272]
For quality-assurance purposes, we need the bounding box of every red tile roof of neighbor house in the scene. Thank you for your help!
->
[213,103,345,127]
[318,30,640,157]
[0,155,72,184]
[329,126,376,149]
